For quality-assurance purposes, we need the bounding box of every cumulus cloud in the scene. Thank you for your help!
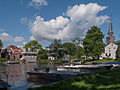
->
[29,3,109,42]
[0,32,25,45]
[14,37,25,43]
[29,0,48,9]
[0,32,12,42]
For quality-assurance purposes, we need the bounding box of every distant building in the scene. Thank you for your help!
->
[100,43,118,59]
[48,56,55,60]
[105,13,115,45]
[45,47,55,60]
[100,13,118,60]
[1,45,23,60]
[21,52,37,63]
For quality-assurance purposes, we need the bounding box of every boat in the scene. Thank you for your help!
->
[26,70,79,81]
[27,63,113,82]
[0,79,11,90]
[56,64,113,73]
[104,62,120,68]
[6,61,20,64]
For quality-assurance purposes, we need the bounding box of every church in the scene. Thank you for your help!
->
[100,13,118,60]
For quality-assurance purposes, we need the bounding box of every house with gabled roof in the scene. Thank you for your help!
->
[1,45,23,60]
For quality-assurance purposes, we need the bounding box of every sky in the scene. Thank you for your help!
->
[0,0,120,48]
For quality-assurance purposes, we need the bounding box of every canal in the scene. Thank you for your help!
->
[0,63,56,90]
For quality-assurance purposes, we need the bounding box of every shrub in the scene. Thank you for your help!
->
[0,58,7,63]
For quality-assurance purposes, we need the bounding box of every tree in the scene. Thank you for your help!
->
[62,43,77,56]
[72,37,84,60]
[83,26,104,60]
[75,46,84,59]
[48,39,64,59]
[114,40,120,45]
[24,40,42,52]
[0,39,3,52]
[72,37,82,49]
[37,48,48,59]
[116,44,120,60]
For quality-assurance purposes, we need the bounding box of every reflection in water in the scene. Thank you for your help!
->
[0,63,36,90]
[0,63,58,90]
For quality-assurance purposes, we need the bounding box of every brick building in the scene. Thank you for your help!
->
[1,45,23,60]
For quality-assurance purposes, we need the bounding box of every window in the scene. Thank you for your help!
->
[109,53,111,56]
[106,53,107,56]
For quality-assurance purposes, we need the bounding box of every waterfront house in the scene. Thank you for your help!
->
[1,45,23,60]
[100,43,118,59]
[20,52,37,63]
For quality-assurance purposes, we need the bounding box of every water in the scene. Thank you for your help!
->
[0,63,56,90]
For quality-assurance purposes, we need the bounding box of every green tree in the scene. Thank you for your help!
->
[62,43,77,56]
[37,48,48,59]
[24,40,42,52]
[75,46,84,60]
[72,37,84,60]
[72,37,82,49]
[116,44,120,60]
[48,39,64,59]
[83,26,104,60]
[0,39,3,53]
[114,40,120,45]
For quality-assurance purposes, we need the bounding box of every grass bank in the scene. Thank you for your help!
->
[28,68,120,90]
[37,58,118,64]
[87,59,116,64]
[0,58,7,64]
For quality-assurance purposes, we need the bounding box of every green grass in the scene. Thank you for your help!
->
[28,68,120,90]
[87,59,116,64]
[0,58,7,64]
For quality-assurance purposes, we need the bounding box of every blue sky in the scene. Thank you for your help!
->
[0,0,120,48]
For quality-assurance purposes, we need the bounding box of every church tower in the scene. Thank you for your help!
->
[105,12,115,45]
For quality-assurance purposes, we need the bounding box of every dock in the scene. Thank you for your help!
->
[56,64,113,73]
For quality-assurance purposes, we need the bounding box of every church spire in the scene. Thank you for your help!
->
[108,11,113,36]
[105,11,115,45]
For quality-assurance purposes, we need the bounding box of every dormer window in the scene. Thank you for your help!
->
[14,49,17,52]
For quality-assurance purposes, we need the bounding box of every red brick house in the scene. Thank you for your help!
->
[1,45,23,60]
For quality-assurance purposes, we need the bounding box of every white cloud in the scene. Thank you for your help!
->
[0,32,12,42]
[29,0,48,9]
[0,32,25,45]
[14,37,25,43]
[21,17,28,24]
[29,3,109,42]
[23,42,27,45]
